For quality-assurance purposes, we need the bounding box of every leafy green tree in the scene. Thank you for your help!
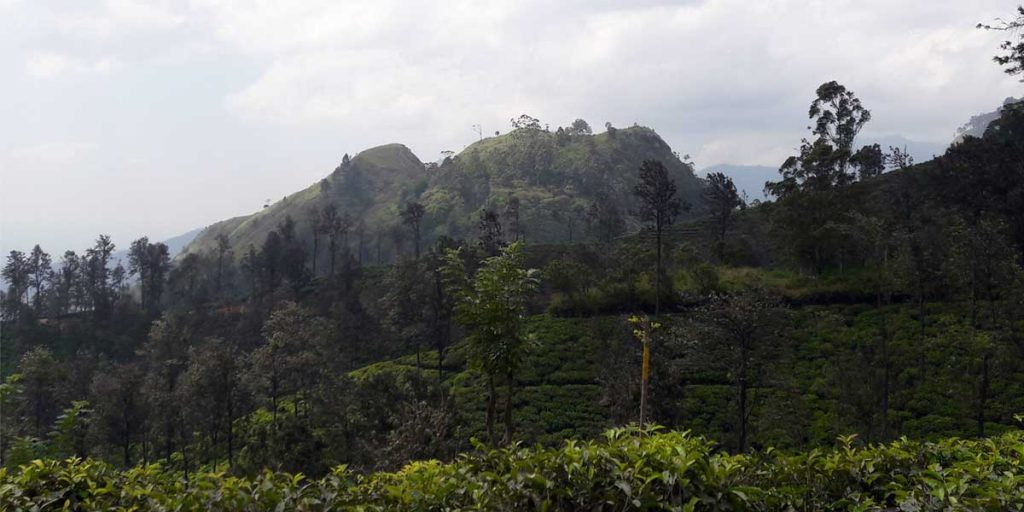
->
[477,209,504,257]
[247,302,336,427]
[128,237,170,312]
[90,362,145,466]
[703,172,744,261]
[14,347,67,438]
[504,197,523,242]
[634,159,685,313]
[381,259,430,374]
[181,337,244,467]
[568,118,592,136]
[851,143,885,180]
[766,82,875,272]
[587,192,625,244]
[2,251,29,322]
[26,245,51,315]
[767,80,871,196]
[442,242,540,445]
[52,251,81,315]
[141,315,189,463]
[84,235,116,322]
[400,201,426,258]
[685,289,785,452]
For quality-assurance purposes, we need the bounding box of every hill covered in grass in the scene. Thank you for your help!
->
[181,124,705,263]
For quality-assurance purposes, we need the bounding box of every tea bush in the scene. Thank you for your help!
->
[3,426,1022,511]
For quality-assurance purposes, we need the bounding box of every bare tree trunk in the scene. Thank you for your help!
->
[738,340,749,452]
[504,371,515,445]
[227,392,234,469]
[639,340,649,428]
[486,375,496,445]
[978,352,990,438]
[655,222,662,315]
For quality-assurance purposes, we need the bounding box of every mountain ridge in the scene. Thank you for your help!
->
[181,125,705,263]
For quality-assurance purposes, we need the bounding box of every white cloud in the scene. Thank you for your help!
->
[54,0,186,39]
[7,142,97,165]
[194,0,1020,164]
[3,0,1022,253]
[24,51,116,78]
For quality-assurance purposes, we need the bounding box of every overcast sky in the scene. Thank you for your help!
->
[1,0,1020,255]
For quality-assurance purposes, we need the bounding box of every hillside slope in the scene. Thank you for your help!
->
[182,126,705,263]
[184,143,428,261]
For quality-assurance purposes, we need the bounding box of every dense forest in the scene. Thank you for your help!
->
[2,6,1024,510]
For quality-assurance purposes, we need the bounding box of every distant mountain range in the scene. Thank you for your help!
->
[699,135,947,203]
[953,97,1022,144]
[109,227,203,268]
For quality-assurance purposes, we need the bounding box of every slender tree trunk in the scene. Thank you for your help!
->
[738,340,749,452]
[329,237,337,276]
[312,234,319,276]
[486,375,496,445]
[978,352,990,438]
[227,392,234,469]
[655,221,662,315]
[414,226,421,259]
[640,339,649,428]
[123,415,132,467]
[504,371,515,445]
[415,340,422,377]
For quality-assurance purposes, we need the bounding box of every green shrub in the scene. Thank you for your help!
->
[4,427,1022,511]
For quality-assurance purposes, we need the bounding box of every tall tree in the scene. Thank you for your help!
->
[767,81,871,199]
[247,302,336,428]
[141,315,189,463]
[128,238,170,312]
[15,346,67,438]
[400,201,427,258]
[634,159,684,314]
[2,251,29,321]
[442,242,540,445]
[26,245,52,315]
[477,208,504,257]
[765,81,874,272]
[505,197,523,242]
[181,337,243,467]
[85,235,116,322]
[53,251,81,315]
[703,172,744,261]
[90,362,146,466]
[693,289,784,452]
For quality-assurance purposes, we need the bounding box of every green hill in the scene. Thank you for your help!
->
[181,125,704,263]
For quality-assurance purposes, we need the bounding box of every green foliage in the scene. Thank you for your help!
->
[4,427,1022,510]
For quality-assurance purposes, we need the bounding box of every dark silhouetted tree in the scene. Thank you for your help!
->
[703,172,744,261]
[634,159,685,314]
[400,201,426,258]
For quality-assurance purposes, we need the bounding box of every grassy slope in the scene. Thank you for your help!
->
[182,143,426,259]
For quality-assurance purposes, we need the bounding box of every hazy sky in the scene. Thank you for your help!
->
[1,0,1020,255]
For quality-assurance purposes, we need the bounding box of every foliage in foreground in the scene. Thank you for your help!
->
[3,426,1022,511]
